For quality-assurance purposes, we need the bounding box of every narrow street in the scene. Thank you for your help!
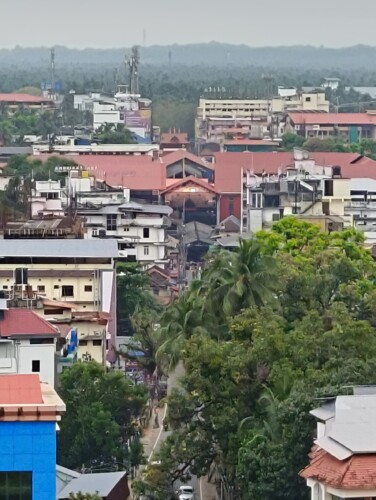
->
[139,363,216,500]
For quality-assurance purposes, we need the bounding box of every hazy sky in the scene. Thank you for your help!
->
[1,0,376,48]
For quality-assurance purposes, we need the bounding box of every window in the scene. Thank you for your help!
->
[2,286,7,290]
[228,196,234,215]
[44,308,64,315]
[124,227,130,232]
[84,285,93,292]
[62,285,74,297]
[251,193,262,208]
[93,339,102,346]
[0,471,32,499]
[144,246,149,256]
[54,285,59,289]
[32,360,40,373]
[324,179,334,196]
[79,340,88,346]
[305,96,311,102]
[143,227,150,238]
[37,285,45,293]
[272,213,280,222]
[106,214,117,231]
[30,338,54,345]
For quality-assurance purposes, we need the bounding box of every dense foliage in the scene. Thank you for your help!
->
[150,218,376,499]
[58,362,147,470]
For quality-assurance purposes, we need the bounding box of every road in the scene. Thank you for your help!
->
[147,362,202,500]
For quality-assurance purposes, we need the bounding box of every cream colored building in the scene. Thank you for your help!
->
[0,239,118,365]
[196,92,329,142]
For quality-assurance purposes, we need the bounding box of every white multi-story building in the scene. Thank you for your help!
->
[78,201,172,268]
[72,86,152,142]
[30,180,65,218]
[241,150,351,233]
[0,304,60,387]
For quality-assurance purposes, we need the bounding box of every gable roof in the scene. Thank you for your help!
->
[184,221,214,245]
[161,175,218,195]
[288,112,376,126]
[0,310,60,337]
[161,132,188,144]
[0,374,43,404]
[163,150,213,169]
[58,471,127,498]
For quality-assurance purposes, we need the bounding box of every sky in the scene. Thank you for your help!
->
[1,0,376,49]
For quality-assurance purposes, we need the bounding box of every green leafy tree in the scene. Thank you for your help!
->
[281,132,305,151]
[58,361,147,469]
[96,123,136,144]
[69,494,101,500]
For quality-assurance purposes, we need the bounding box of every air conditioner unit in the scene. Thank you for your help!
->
[312,125,320,130]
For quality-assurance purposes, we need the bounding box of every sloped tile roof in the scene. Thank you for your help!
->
[0,309,59,337]
[213,152,376,193]
[289,112,376,126]
[300,447,376,489]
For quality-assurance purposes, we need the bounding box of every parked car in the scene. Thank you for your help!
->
[176,485,195,500]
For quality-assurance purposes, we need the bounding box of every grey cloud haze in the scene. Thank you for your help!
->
[2,0,376,48]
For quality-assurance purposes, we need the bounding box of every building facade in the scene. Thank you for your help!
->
[0,239,118,365]
[300,387,376,499]
[0,307,60,387]
[241,152,352,233]
[195,92,329,143]
[0,374,65,500]
[286,111,376,142]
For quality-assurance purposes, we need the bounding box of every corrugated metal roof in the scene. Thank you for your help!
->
[57,471,126,498]
[315,436,352,461]
[0,239,118,258]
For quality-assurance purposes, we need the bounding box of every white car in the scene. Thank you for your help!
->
[177,485,195,500]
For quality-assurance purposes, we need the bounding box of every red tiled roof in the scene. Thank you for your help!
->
[300,447,376,490]
[160,132,188,144]
[0,93,52,104]
[163,150,212,169]
[213,152,376,193]
[161,175,218,195]
[59,155,167,191]
[288,112,376,126]
[224,140,279,146]
[0,309,59,337]
[0,374,43,405]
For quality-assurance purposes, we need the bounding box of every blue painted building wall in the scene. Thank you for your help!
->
[0,421,56,500]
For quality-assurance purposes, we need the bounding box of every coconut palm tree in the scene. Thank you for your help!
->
[200,239,281,320]
[156,293,208,371]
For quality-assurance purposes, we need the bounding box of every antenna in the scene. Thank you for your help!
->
[128,46,140,94]
[50,47,55,95]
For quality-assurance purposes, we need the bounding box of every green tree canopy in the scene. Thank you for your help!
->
[58,361,147,469]
[151,218,376,499]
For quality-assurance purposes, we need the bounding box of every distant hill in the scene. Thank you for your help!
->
[2,43,376,70]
